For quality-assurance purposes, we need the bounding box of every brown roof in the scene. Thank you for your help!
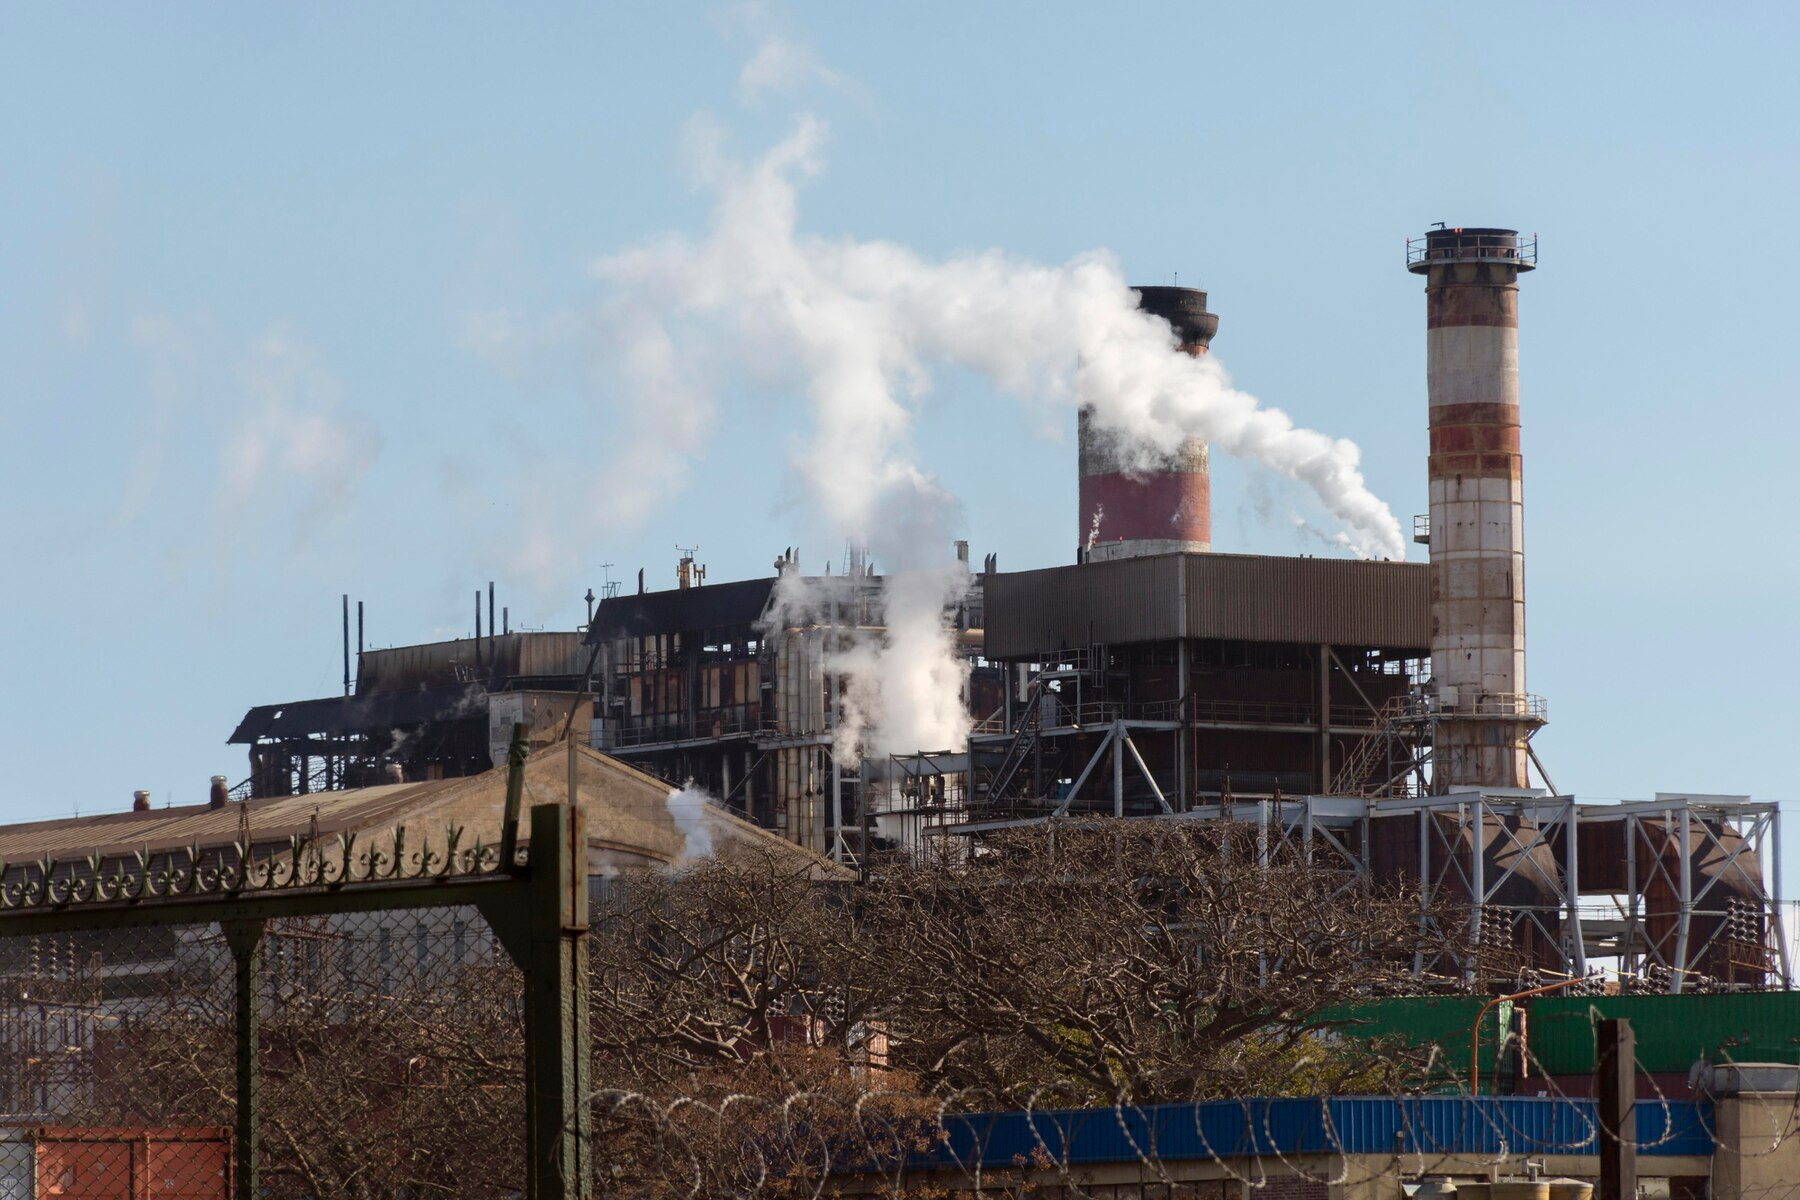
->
[0,744,846,880]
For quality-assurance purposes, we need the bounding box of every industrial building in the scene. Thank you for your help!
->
[222,228,1787,994]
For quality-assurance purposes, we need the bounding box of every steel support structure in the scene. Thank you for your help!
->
[1583,794,1787,992]
[1372,792,1586,984]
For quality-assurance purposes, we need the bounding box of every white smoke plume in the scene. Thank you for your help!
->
[764,565,972,763]
[591,104,1404,763]
[665,783,717,864]
[597,115,1404,562]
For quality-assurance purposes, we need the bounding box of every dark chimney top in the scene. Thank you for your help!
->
[1134,286,1219,349]
[132,790,152,813]
[209,775,229,810]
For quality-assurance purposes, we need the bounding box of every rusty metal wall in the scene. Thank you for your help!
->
[983,554,1428,660]
[1184,555,1429,647]
[358,633,584,693]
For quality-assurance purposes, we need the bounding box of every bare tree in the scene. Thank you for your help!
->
[863,823,1456,1105]
[588,822,1458,1112]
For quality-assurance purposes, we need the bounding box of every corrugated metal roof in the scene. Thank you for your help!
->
[911,1096,1711,1172]
[587,578,776,644]
[0,745,848,880]
[983,553,1429,659]
[228,683,488,743]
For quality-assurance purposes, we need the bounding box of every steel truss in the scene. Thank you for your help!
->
[1577,794,1790,993]
[942,785,1788,994]
[1372,792,1584,986]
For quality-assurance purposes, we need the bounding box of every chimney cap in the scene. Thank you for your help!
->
[1407,227,1536,273]
[132,789,152,813]
[1132,285,1218,348]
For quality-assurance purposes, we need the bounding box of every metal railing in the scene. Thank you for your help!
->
[600,707,762,749]
[1434,691,1547,721]
[1406,230,1538,268]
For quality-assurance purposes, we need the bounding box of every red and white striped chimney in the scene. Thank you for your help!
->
[1408,227,1543,791]
[1077,286,1218,562]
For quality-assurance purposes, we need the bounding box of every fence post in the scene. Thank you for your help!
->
[222,919,266,1200]
[524,802,591,1199]
[1597,1016,1636,1200]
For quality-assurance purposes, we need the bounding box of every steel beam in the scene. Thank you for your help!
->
[223,918,265,1200]
[524,802,592,1200]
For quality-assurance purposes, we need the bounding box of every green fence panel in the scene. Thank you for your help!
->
[1525,992,1800,1075]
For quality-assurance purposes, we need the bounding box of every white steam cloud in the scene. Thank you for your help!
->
[763,565,972,762]
[665,784,717,864]
[598,115,1404,562]
[585,101,1403,762]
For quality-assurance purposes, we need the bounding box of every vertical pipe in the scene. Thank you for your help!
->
[1626,815,1640,978]
[1111,721,1124,818]
[356,601,364,689]
[476,592,484,670]
[1316,642,1331,791]
[1416,807,1430,975]
[828,592,842,861]
[500,722,527,872]
[566,734,578,811]
[1468,799,1485,983]
[341,594,350,697]
[504,605,510,636]
[1176,643,1189,812]
[1565,799,1587,975]
[489,582,497,670]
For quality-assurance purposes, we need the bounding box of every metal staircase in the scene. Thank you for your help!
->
[1327,695,1418,797]
[980,678,1048,805]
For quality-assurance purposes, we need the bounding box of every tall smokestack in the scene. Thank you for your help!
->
[1077,286,1218,562]
[1408,226,1542,791]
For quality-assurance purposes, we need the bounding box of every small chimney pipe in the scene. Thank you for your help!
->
[475,590,483,668]
[209,775,229,810]
[132,789,152,813]
[342,593,351,697]
[488,582,496,666]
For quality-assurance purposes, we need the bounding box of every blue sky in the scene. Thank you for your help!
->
[2,2,1796,873]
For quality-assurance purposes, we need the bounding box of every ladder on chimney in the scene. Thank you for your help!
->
[1328,695,1414,797]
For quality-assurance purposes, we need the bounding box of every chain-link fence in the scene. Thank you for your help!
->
[0,907,524,1198]
[3,805,1799,1199]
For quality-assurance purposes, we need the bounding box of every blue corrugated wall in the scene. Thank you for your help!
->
[912,1096,1711,1171]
